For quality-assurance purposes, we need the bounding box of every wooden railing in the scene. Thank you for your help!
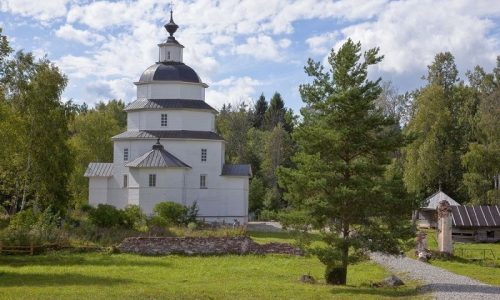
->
[0,243,60,255]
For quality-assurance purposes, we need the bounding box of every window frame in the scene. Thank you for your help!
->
[161,113,168,127]
[149,174,156,187]
[123,174,128,188]
[123,148,129,161]
[201,148,207,162]
[200,174,207,189]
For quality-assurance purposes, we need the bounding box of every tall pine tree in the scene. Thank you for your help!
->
[279,39,409,285]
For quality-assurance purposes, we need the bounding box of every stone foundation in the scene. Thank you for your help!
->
[118,236,303,256]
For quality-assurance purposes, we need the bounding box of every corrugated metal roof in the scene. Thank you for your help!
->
[126,145,190,168]
[124,99,216,112]
[112,130,224,141]
[422,191,460,210]
[84,163,114,177]
[221,164,252,177]
[452,205,500,228]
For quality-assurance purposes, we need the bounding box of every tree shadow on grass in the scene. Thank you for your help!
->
[329,285,423,298]
[0,253,172,268]
[0,272,133,287]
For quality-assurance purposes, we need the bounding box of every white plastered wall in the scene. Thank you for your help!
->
[136,82,205,100]
[108,139,249,222]
[127,110,215,131]
[88,177,109,206]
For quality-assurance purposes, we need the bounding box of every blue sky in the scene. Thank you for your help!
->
[1,0,499,113]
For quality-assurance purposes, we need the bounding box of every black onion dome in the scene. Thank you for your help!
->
[139,62,202,83]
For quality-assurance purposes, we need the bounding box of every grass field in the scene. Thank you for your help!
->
[417,229,500,285]
[0,232,425,300]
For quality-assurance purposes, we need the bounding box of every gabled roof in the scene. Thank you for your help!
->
[422,191,460,210]
[451,205,500,228]
[112,130,224,141]
[84,163,113,177]
[221,164,252,177]
[124,99,216,112]
[126,142,190,168]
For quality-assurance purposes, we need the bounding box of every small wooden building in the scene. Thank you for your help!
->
[451,205,500,242]
[416,191,460,228]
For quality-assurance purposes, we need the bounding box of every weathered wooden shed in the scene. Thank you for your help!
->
[416,191,460,228]
[451,205,500,242]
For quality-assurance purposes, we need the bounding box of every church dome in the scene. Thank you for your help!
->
[139,62,202,83]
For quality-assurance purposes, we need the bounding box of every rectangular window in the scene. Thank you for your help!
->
[124,148,129,161]
[161,114,168,127]
[149,174,156,187]
[167,51,171,60]
[200,174,207,189]
[123,174,128,188]
[201,148,207,162]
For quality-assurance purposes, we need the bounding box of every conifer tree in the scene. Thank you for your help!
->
[279,39,409,284]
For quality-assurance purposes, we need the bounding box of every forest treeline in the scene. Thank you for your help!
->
[0,28,499,217]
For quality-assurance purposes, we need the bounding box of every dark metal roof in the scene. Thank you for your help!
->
[124,99,216,112]
[451,205,500,228]
[126,143,190,168]
[139,62,201,83]
[221,164,252,177]
[112,130,224,141]
[84,163,113,177]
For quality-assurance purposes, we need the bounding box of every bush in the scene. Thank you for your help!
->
[88,204,124,228]
[185,201,199,224]
[153,202,188,225]
[259,209,278,221]
[122,205,146,230]
[187,222,198,231]
[0,208,66,246]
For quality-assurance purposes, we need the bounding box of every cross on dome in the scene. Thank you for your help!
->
[164,7,178,37]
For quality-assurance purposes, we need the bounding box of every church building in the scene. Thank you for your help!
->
[84,12,251,223]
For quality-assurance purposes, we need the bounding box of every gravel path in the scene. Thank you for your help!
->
[370,253,500,299]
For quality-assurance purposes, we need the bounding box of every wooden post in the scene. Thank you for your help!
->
[30,243,34,255]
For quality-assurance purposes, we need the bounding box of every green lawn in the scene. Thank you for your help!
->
[417,229,500,285]
[0,232,425,300]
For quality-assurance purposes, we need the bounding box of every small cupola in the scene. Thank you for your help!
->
[158,10,184,63]
[152,138,164,150]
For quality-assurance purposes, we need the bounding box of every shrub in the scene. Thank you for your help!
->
[187,222,198,231]
[0,206,9,229]
[153,202,187,225]
[88,204,124,228]
[185,201,199,224]
[122,205,146,230]
[259,209,278,221]
[0,208,66,246]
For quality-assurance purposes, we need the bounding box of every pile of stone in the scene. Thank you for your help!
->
[118,236,304,256]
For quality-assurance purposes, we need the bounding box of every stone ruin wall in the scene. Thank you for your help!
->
[118,236,304,256]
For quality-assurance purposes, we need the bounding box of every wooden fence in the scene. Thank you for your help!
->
[0,243,101,255]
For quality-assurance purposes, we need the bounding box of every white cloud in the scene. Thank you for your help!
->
[206,76,262,108]
[56,55,97,79]
[306,32,338,54]
[0,0,70,21]
[55,24,104,46]
[335,0,499,74]
[234,35,290,61]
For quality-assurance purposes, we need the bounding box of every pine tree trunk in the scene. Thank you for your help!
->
[325,226,349,285]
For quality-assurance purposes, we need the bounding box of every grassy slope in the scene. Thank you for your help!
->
[417,229,500,285]
[0,232,424,300]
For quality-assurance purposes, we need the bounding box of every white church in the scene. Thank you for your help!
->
[84,12,251,223]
